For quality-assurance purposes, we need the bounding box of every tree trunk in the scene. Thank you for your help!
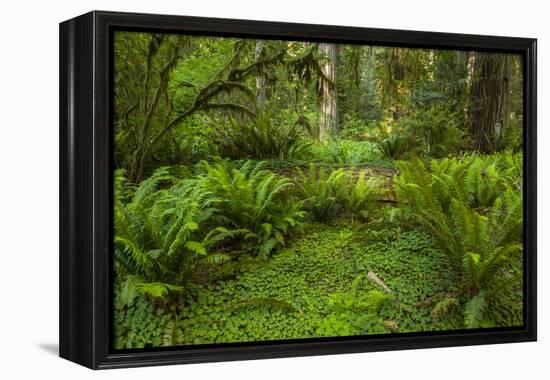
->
[460,51,475,121]
[255,40,267,110]
[319,43,339,142]
[468,52,510,152]
[387,48,409,122]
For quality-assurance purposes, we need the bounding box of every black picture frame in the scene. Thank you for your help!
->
[59,10,537,369]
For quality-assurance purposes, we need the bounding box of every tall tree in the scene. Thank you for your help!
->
[468,52,510,152]
[318,43,339,141]
[375,48,419,122]
[255,40,267,110]
[113,33,186,182]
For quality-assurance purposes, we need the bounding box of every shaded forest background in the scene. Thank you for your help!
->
[113,33,523,181]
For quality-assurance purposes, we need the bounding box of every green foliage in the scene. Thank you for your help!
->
[197,160,306,259]
[317,280,396,338]
[114,225,418,346]
[210,114,311,160]
[134,282,184,299]
[375,107,465,160]
[114,160,305,311]
[294,164,386,222]
[339,113,369,140]
[294,165,346,222]
[489,150,523,189]
[336,172,387,221]
[310,139,382,165]
[233,297,298,312]
[378,133,417,160]
[463,291,487,328]
[163,320,185,347]
[114,167,231,298]
[116,219,522,348]
[114,286,174,348]
[398,106,466,158]
[394,154,523,327]
[431,297,460,322]
[172,127,213,165]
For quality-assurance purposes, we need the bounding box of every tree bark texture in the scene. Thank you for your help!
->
[319,43,339,141]
[468,52,510,152]
[255,40,267,110]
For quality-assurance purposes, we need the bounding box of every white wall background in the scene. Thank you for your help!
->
[0,0,547,378]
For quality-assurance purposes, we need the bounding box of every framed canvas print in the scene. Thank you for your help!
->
[59,11,537,369]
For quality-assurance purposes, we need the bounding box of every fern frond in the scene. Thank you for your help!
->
[162,320,184,346]
[464,291,487,328]
[134,282,183,300]
[258,237,279,260]
[364,290,395,313]
[478,244,522,288]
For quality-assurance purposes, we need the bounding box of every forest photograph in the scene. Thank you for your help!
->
[112,31,524,349]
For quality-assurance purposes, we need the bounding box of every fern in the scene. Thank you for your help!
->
[491,188,523,247]
[162,320,184,347]
[198,160,305,258]
[114,167,243,304]
[310,139,381,164]
[320,277,396,335]
[211,114,311,160]
[364,290,395,313]
[337,171,386,221]
[464,292,487,328]
[395,153,523,328]
[294,165,386,223]
[465,158,502,209]
[202,253,232,265]
[378,134,416,159]
[134,282,183,299]
[294,164,345,222]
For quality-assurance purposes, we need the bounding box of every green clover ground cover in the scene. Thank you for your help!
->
[117,221,520,348]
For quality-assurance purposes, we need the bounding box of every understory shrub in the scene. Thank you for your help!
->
[336,172,387,221]
[394,153,523,327]
[294,164,385,222]
[294,165,344,222]
[210,114,311,160]
[398,106,465,158]
[114,167,242,305]
[197,160,306,259]
[114,160,306,307]
[339,113,369,140]
[375,106,465,160]
[317,275,396,336]
[310,139,382,165]
[377,133,418,160]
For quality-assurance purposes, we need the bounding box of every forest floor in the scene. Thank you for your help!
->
[177,222,463,345]
[114,159,524,348]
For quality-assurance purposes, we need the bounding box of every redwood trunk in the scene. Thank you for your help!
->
[468,52,510,152]
[255,40,267,110]
[319,43,339,141]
